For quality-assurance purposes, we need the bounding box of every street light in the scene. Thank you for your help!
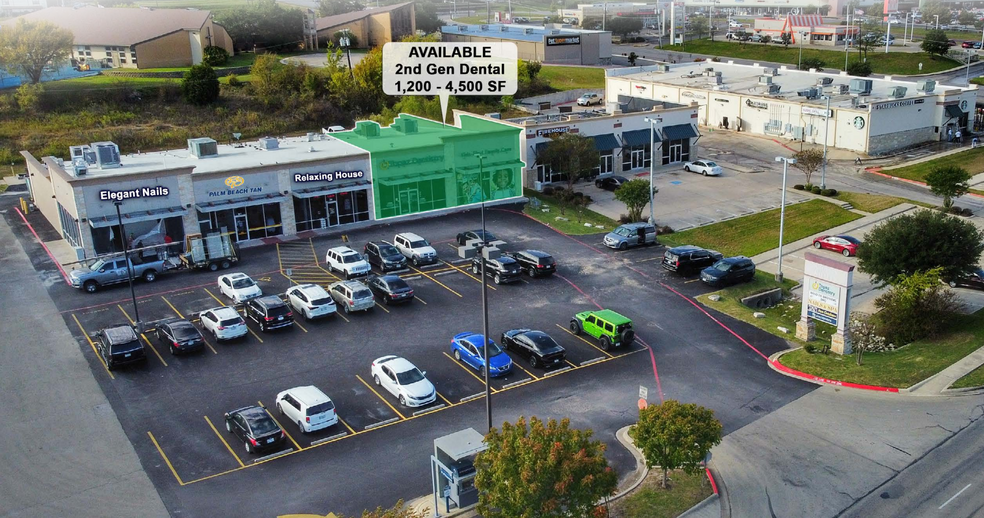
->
[774,156,796,283]
[844,14,852,71]
[935,15,939,30]
[820,95,830,189]
[643,117,658,225]
[474,153,492,433]
[114,201,140,326]
[340,29,354,78]
[798,30,805,69]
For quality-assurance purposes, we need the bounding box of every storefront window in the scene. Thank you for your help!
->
[661,139,691,165]
[198,202,282,242]
[378,179,447,219]
[293,189,371,231]
[58,202,82,248]
[622,144,651,171]
[91,217,184,255]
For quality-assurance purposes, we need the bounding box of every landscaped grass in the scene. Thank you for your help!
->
[883,146,984,183]
[538,65,606,91]
[660,199,862,258]
[522,190,618,235]
[662,39,960,75]
[103,53,256,74]
[43,75,178,91]
[780,309,984,388]
[610,469,713,518]
[132,0,248,13]
[833,191,933,212]
[951,362,984,389]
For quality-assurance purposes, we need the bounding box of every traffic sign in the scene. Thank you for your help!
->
[639,385,648,400]
[638,398,648,410]
[285,268,292,276]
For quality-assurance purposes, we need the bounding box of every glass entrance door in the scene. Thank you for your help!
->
[631,149,646,169]
[669,144,683,163]
[398,188,419,215]
[326,196,339,227]
[234,210,249,241]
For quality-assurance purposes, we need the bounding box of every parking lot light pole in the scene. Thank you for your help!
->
[844,15,851,71]
[474,153,492,433]
[643,117,657,225]
[114,201,140,326]
[821,95,830,189]
[774,157,796,283]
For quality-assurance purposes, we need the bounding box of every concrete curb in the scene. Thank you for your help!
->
[679,494,720,518]
[768,348,903,393]
[608,425,651,502]
[867,169,984,199]
[943,385,984,394]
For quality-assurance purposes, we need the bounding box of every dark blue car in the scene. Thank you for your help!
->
[450,332,512,377]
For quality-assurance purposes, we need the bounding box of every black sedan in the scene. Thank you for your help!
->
[503,250,556,278]
[366,274,415,304]
[154,318,205,355]
[501,329,567,369]
[224,406,286,454]
[948,269,984,290]
[595,175,628,191]
[456,229,499,246]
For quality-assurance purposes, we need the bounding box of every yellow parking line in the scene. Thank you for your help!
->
[335,311,350,323]
[684,278,701,283]
[356,374,407,420]
[436,390,454,407]
[415,296,428,305]
[338,417,357,436]
[408,265,463,298]
[276,243,284,271]
[117,304,168,367]
[636,256,662,263]
[72,313,114,379]
[374,301,391,313]
[442,351,498,392]
[203,287,225,305]
[279,271,300,286]
[204,415,244,468]
[258,401,302,451]
[161,296,217,354]
[442,260,497,290]
[565,359,578,369]
[293,319,309,333]
[309,238,321,264]
[509,358,540,380]
[147,431,184,485]
[555,323,615,359]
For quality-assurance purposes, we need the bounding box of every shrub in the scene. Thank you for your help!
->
[820,188,833,196]
[182,64,220,105]
[803,344,816,354]
[226,74,241,87]
[874,269,959,345]
[542,185,555,196]
[657,225,674,235]
[804,183,813,191]
[14,83,43,112]
[711,56,721,62]
[793,184,805,190]
[202,45,230,67]
[811,185,822,194]
[619,214,633,224]
[847,60,873,77]
[827,188,837,196]
[157,81,181,102]
[962,207,974,216]
[949,206,964,215]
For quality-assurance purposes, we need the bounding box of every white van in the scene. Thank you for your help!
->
[276,386,339,433]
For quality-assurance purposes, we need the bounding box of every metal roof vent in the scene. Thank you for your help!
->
[188,137,218,158]
[890,86,907,98]
[917,80,935,92]
[90,141,121,169]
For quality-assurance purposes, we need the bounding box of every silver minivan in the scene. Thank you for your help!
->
[328,280,375,313]
[603,222,657,250]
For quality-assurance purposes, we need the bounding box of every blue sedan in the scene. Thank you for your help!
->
[450,332,512,377]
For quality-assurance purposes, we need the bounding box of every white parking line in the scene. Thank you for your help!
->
[543,366,573,377]
[460,392,485,402]
[502,378,532,389]
[940,484,972,509]
[580,357,606,366]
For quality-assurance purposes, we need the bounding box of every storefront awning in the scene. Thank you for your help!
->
[88,207,188,228]
[195,194,286,213]
[621,129,659,147]
[292,180,371,199]
[592,133,620,151]
[945,104,964,118]
[661,124,700,142]
[534,142,549,156]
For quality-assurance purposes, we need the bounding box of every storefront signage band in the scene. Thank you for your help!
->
[294,171,365,183]
[99,186,170,201]
[746,100,769,110]
[681,91,706,100]
[379,155,445,170]
[546,36,580,46]
[874,100,915,110]
[536,126,570,137]
[802,106,833,117]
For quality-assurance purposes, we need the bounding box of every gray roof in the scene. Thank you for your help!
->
[315,2,413,31]
[1,7,213,47]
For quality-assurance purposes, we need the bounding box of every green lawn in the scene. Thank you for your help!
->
[660,199,862,258]
[611,470,713,518]
[538,65,606,91]
[780,309,984,388]
[522,190,618,235]
[43,75,178,91]
[132,0,248,12]
[833,191,933,212]
[663,40,960,75]
[883,146,984,183]
[951,362,984,389]
[972,76,984,85]
[102,53,256,74]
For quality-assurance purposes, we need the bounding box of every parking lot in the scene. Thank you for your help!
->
[35,206,814,517]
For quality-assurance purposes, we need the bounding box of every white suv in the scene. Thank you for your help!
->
[218,272,262,303]
[325,246,370,279]
[275,386,339,433]
[285,283,336,320]
[199,306,248,341]
[394,232,438,266]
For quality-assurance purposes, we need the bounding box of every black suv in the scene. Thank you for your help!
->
[154,318,205,355]
[366,274,415,304]
[471,256,522,284]
[700,256,756,287]
[97,324,146,370]
[662,245,723,275]
[245,295,294,331]
[224,405,286,454]
[364,241,407,272]
[504,250,556,278]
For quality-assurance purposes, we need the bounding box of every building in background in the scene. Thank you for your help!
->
[441,24,612,65]
[315,2,415,48]
[0,0,48,18]
[607,61,977,155]
[751,14,858,45]
[0,7,234,69]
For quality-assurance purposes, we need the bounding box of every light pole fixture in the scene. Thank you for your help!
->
[114,201,140,326]
[643,117,657,225]
[340,29,354,78]
[774,156,796,283]
[844,15,851,71]
[935,15,939,30]
[798,30,806,68]
[821,95,830,189]
[474,153,492,433]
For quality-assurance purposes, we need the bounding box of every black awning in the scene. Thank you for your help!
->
[534,142,549,155]
[662,123,700,141]
[591,133,620,151]
[945,104,964,118]
[621,129,658,147]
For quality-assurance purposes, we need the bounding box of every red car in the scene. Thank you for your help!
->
[812,235,860,257]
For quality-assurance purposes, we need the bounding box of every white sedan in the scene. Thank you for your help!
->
[285,283,336,320]
[218,272,262,303]
[683,160,723,176]
[370,355,436,407]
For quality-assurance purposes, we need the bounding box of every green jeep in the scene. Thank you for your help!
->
[570,309,635,351]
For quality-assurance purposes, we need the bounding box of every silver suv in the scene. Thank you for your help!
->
[394,232,438,266]
[328,280,375,314]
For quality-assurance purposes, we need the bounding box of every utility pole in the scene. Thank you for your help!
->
[844,14,851,71]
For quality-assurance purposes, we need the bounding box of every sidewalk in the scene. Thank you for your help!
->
[907,345,984,395]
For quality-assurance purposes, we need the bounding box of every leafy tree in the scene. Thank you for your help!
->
[857,20,883,60]
[415,2,446,34]
[181,64,220,105]
[538,133,600,194]
[874,268,959,344]
[318,0,363,17]
[581,16,604,29]
[925,165,971,208]
[608,17,643,38]
[848,312,888,365]
[799,56,825,71]
[634,399,723,488]
[780,31,792,48]
[474,416,617,518]
[792,148,824,185]
[846,60,872,76]
[958,10,978,25]
[613,178,655,222]
[818,5,830,15]
[336,499,421,518]
[866,3,884,17]
[856,210,984,285]
[689,16,709,39]
[921,2,952,27]
[922,29,952,58]
[627,51,638,65]
[202,45,230,67]
[520,60,542,83]
[0,20,73,84]
[216,0,303,52]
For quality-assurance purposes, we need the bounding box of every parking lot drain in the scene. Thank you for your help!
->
[364,417,400,430]
[312,432,348,445]
[503,378,532,389]
[412,404,446,416]
[252,448,294,463]
[580,357,605,366]
[461,392,486,402]
[544,366,573,377]
[433,271,458,277]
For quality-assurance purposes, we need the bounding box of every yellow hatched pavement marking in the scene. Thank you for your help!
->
[356,374,407,420]
[204,415,244,467]
[555,323,615,359]
[117,304,168,366]
[72,314,114,379]
[408,265,462,298]
[442,260,497,291]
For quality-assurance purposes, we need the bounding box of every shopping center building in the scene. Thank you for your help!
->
[21,113,524,259]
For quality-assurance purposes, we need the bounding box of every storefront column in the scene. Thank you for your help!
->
[178,175,199,244]
[73,188,98,258]
[278,171,297,236]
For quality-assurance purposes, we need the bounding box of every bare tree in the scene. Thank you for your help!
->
[848,312,887,365]
[792,148,825,186]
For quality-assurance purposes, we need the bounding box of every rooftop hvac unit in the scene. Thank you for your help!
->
[188,137,218,158]
[849,78,872,95]
[833,84,849,95]
[707,75,722,84]
[499,26,508,31]
[306,132,317,141]
[656,64,670,72]
[759,75,774,85]
[551,29,560,34]
[71,158,88,177]
[70,145,96,165]
[402,118,418,134]
[90,141,121,169]
[890,86,907,98]
[258,136,279,150]
[524,28,533,34]
[480,24,488,30]
[704,68,714,75]
[917,80,936,92]
[767,84,781,94]
[817,77,834,86]
[763,67,778,76]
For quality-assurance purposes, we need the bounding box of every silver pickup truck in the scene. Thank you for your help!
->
[69,254,179,293]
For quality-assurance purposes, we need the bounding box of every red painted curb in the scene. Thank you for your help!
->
[15,207,70,286]
[770,358,900,393]
[771,139,797,152]
[705,467,719,495]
